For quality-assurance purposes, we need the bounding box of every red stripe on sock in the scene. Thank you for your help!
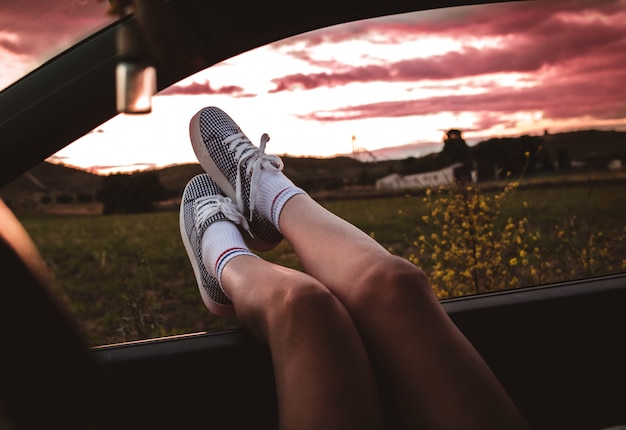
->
[270,187,290,219]
[214,247,249,275]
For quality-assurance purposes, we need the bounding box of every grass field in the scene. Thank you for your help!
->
[18,181,626,346]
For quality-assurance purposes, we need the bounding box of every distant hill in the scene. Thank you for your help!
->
[1,129,624,208]
[0,162,103,207]
[471,129,626,161]
[153,163,205,197]
[541,129,626,160]
[468,129,626,177]
[86,128,626,198]
[395,129,626,177]
[152,156,404,198]
[339,140,442,160]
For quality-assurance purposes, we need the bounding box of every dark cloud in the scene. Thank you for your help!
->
[272,0,626,133]
[0,0,112,57]
[299,62,626,125]
[271,2,626,91]
[442,0,625,38]
[0,36,20,55]
[278,0,624,46]
[159,80,252,97]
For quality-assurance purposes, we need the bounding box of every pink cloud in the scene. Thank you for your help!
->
[270,1,626,133]
[159,80,253,97]
[271,5,626,91]
[0,1,112,57]
[279,0,624,46]
[298,62,626,126]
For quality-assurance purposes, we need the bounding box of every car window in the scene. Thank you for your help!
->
[6,0,626,346]
[0,1,115,92]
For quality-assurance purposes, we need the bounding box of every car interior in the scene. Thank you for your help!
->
[1,0,625,429]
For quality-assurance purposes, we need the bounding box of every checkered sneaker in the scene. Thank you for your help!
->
[179,174,248,316]
[190,106,284,248]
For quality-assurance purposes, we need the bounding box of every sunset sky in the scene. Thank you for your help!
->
[2,0,626,174]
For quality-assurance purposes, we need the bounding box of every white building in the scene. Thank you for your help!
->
[376,163,464,190]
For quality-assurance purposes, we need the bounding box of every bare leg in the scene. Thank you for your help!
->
[221,255,385,430]
[279,194,529,429]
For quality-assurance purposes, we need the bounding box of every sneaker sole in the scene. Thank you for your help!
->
[179,199,235,317]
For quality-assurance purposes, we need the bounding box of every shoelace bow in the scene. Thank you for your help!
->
[195,194,251,236]
[224,132,284,220]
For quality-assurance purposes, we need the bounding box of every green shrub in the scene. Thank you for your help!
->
[408,181,626,298]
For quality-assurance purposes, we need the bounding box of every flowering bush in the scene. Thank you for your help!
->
[549,215,626,281]
[409,180,626,299]
[410,181,541,297]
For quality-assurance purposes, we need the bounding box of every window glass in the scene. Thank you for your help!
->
[5,0,625,346]
[0,0,115,92]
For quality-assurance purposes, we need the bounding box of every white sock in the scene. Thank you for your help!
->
[254,169,306,231]
[201,220,256,289]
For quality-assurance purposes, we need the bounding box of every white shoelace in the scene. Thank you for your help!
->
[195,194,251,236]
[224,132,284,220]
